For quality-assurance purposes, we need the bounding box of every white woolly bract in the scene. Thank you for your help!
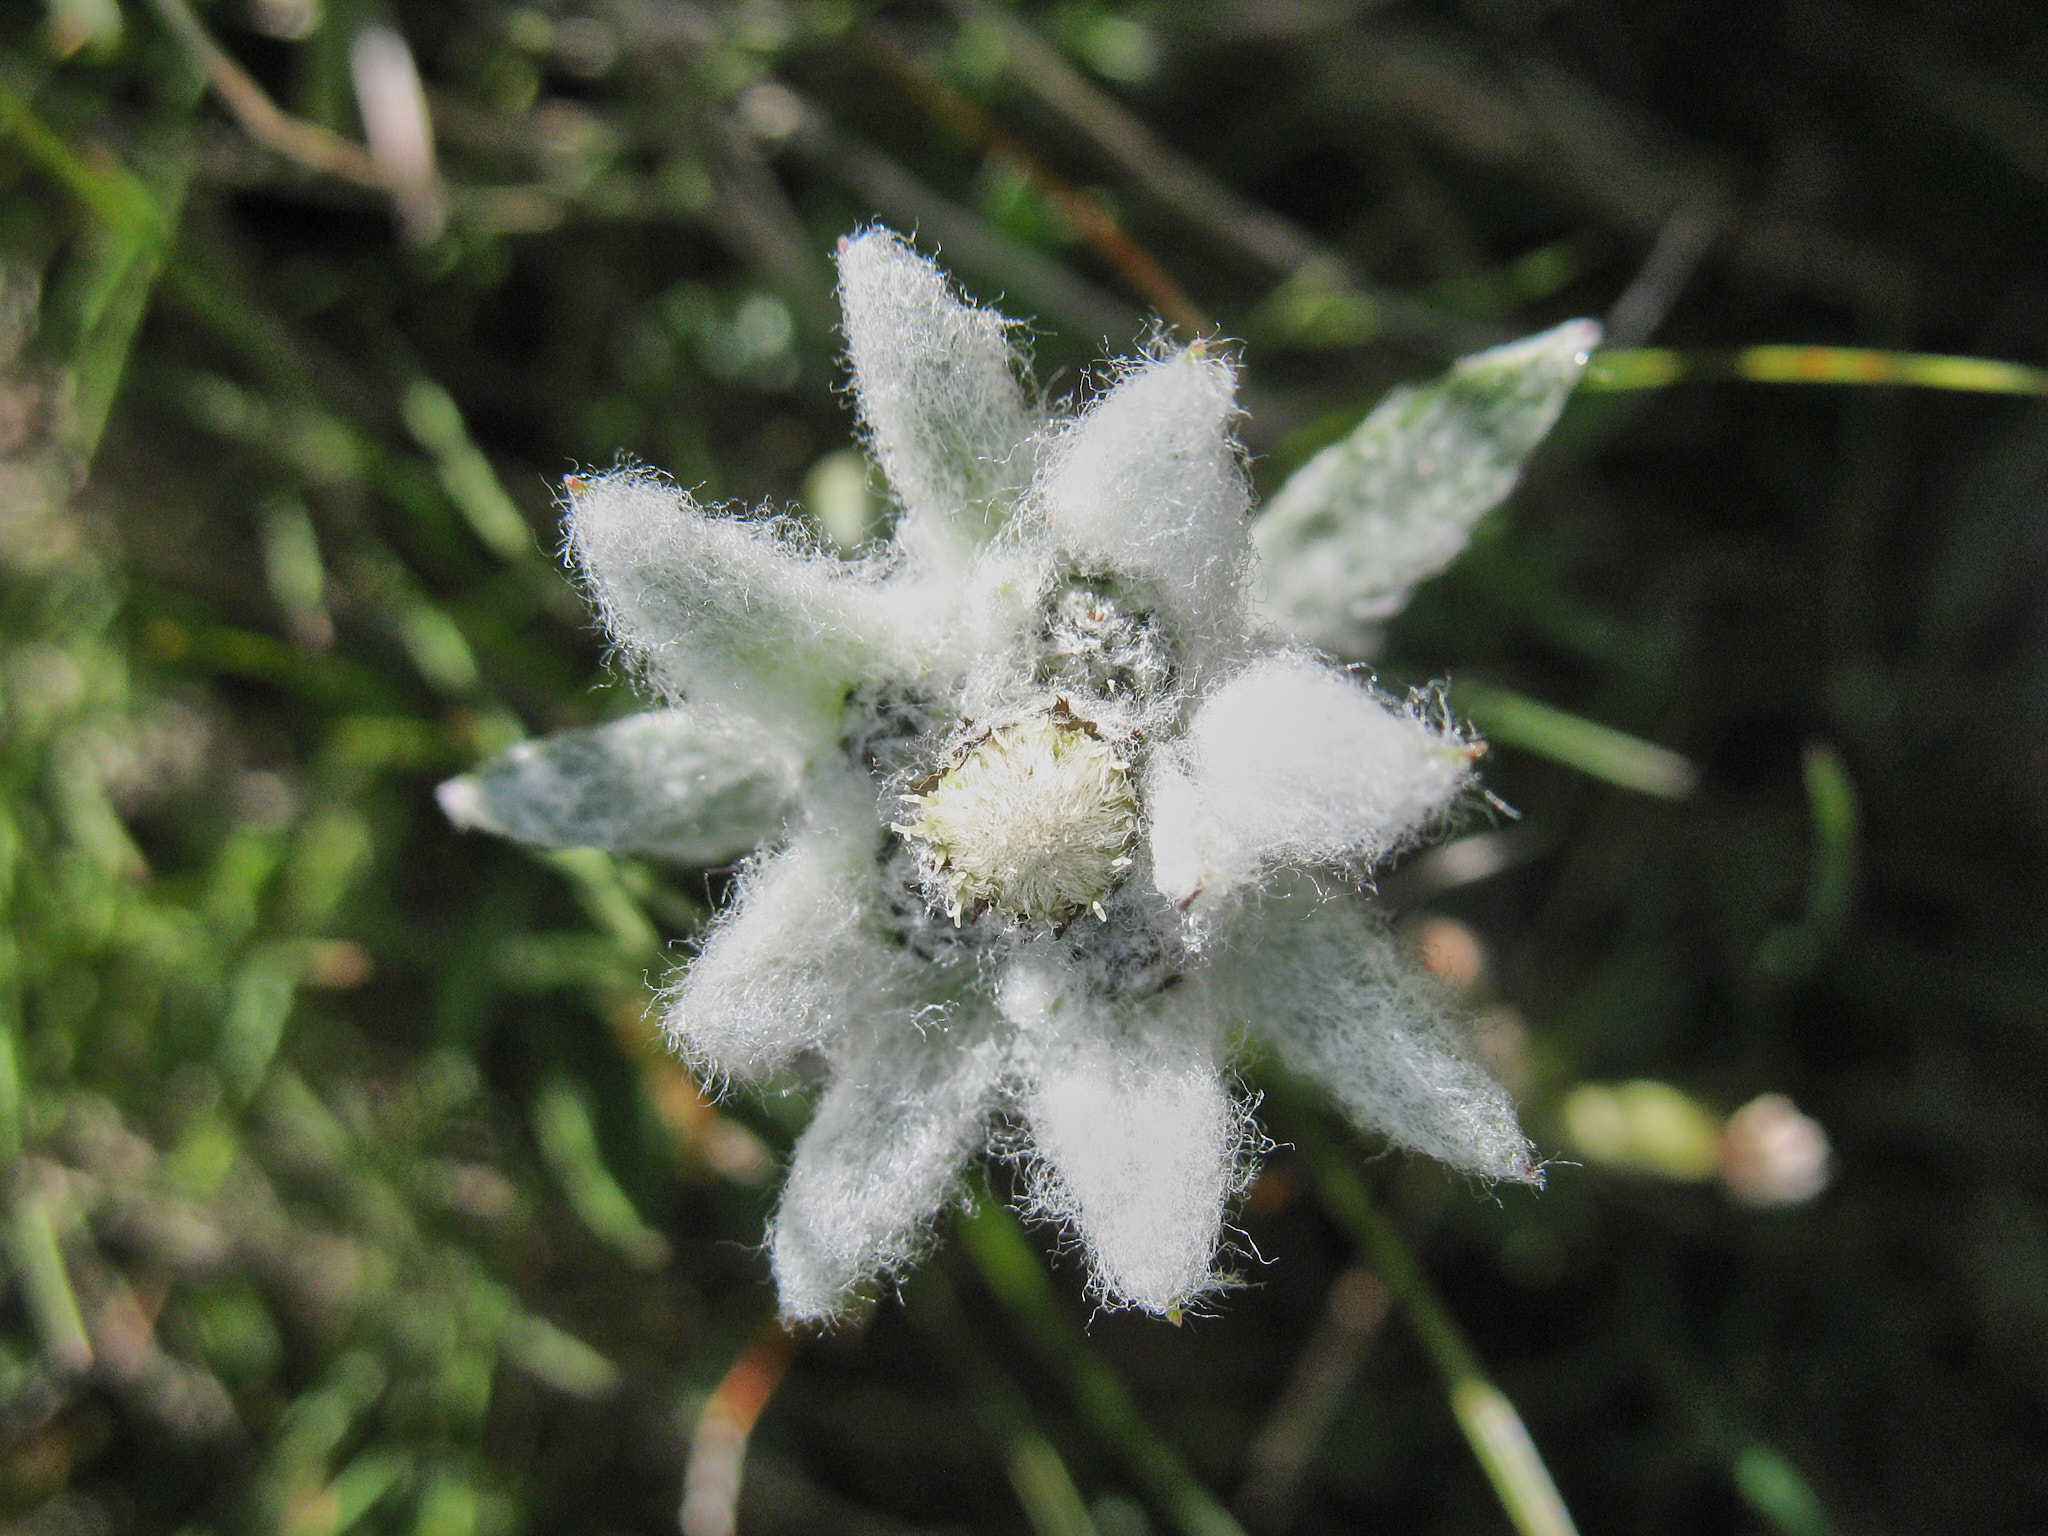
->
[1253,319,1600,653]
[1036,348,1254,660]
[1147,653,1476,916]
[897,702,1138,925]
[1003,958,1254,1314]
[837,229,1038,567]
[562,468,893,738]
[434,708,797,864]
[1230,898,1538,1183]
[663,833,911,1081]
[771,1015,1003,1322]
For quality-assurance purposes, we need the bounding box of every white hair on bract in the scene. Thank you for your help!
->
[1147,653,1477,928]
[1003,954,1257,1314]
[442,225,1595,1322]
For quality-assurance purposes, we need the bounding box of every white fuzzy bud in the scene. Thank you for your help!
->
[1720,1093,1831,1208]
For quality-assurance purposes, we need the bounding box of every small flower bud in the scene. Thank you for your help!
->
[1719,1093,1831,1208]
[1412,915,1487,989]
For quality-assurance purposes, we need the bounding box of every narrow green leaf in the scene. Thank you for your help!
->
[6,1183,93,1373]
[532,1076,669,1268]
[1269,1084,1579,1536]
[218,942,305,1103]
[1732,1445,1835,1536]
[401,379,537,564]
[1454,680,1699,800]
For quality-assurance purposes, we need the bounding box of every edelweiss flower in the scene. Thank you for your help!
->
[441,230,1597,1320]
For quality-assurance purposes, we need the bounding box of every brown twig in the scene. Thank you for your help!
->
[946,1,1508,356]
[141,0,381,190]
[856,23,1212,336]
[945,0,1320,275]
[680,1318,803,1536]
[735,80,1143,343]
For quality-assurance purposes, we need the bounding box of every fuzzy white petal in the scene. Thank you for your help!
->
[1003,957,1253,1314]
[1254,320,1599,653]
[1148,653,1474,913]
[1230,898,1537,1183]
[1036,349,1253,653]
[563,468,892,737]
[662,833,910,1080]
[838,229,1038,567]
[771,1014,1003,1322]
[436,709,797,864]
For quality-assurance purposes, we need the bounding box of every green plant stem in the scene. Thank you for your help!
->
[1273,1095,1578,1536]
[908,1267,1101,1536]
[0,78,198,466]
[956,1197,1246,1536]
[6,1180,93,1373]
[1797,744,1859,938]
[0,1013,23,1168]
[1756,743,1861,980]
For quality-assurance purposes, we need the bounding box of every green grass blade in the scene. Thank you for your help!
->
[957,1197,1246,1536]
[1454,680,1698,799]
[1272,1089,1579,1536]
[1586,346,2048,395]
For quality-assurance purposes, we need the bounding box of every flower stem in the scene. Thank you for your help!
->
[1274,1095,1579,1536]
[907,1266,1102,1536]
[956,1195,1246,1536]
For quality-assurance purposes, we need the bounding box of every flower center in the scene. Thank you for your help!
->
[895,699,1139,927]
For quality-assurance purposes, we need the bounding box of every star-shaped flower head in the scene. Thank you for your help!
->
[441,229,1598,1321]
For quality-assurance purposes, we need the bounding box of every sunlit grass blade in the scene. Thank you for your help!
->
[1796,743,1860,937]
[401,379,538,564]
[0,78,166,242]
[1585,346,2048,395]
[532,1076,670,1268]
[6,1178,93,1373]
[1732,1444,1835,1536]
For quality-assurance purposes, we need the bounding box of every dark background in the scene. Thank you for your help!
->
[2,0,2046,1532]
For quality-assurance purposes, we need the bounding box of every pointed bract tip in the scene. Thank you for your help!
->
[435,773,495,833]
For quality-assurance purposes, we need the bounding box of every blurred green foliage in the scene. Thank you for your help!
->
[3,0,2048,1532]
